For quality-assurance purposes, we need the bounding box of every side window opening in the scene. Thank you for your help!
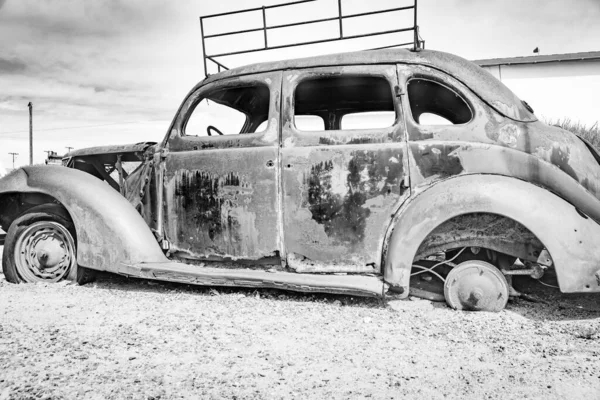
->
[341,111,395,130]
[184,84,270,137]
[294,115,325,131]
[294,75,395,131]
[407,78,472,125]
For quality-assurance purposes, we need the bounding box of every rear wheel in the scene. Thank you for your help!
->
[2,211,95,284]
[444,260,509,312]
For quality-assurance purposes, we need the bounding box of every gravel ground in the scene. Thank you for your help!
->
[1,250,599,399]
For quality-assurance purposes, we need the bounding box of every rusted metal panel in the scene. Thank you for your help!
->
[414,213,545,261]
[384,175,600,296]
[65,142,156,162]
[0,166,167,271]
[280,66,410,272]
[282,146,408,272]
[164,147,280,260]
[162,71,283,262]
[119,261,384,297]
[397,64,600,224]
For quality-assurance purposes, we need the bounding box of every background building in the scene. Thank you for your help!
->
[475,51,600,127]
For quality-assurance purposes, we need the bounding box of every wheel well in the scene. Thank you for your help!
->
[414,212,548,264]
[0,192,73,233]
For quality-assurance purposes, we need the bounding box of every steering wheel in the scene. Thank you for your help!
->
[207,125,224,136]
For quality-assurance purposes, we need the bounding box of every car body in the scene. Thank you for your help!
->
[2,49,600,311]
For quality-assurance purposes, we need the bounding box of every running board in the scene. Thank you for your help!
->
[118,262,384,297]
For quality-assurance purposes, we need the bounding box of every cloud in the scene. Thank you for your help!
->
[0,57,26,74]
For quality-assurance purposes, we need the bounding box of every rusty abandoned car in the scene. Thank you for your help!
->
[2,49,600,312]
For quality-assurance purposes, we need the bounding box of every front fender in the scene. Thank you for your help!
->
[0,165,167,271]
[384,174,600,295]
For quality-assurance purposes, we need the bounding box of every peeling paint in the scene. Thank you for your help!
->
[282,144,409,271]
[498,124,520,148]
[411,143,463,180]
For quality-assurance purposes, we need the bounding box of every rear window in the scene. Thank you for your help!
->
[407,78,472,125]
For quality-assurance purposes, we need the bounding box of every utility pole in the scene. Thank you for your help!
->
[8,152,18,169]
[65,146,74,154]
[27,102,33,165]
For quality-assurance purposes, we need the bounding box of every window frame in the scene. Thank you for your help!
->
[282,65,404,147]
[164,71,281,151]
[183,96,251,137]
[405,75,474,127]
[397,64,487,142]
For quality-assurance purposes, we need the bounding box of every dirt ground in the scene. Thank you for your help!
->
[1,248,599,399]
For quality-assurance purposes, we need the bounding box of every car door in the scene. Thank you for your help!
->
[280,65,410,273]
[162,71,283,262]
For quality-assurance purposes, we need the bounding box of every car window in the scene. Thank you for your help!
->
[341,111,395,130]
[294,115,325,131]
[294,75,395,131]
[407,78,472,125]
[184,84,270,137]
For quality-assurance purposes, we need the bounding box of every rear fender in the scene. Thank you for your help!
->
[0,166,167,271]
[384,174,600,295]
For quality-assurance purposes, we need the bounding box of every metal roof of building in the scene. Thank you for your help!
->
[474,51,600,67]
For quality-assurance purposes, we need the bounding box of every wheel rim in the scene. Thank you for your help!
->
[444,260,509,312]
[14,221,76,282]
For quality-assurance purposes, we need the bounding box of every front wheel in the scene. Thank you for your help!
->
[2,211,94,284]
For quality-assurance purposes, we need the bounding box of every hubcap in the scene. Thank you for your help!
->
[14,221,76,282]
[444,260,509,312]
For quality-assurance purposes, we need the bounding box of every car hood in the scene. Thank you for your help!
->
[65,142,157,158]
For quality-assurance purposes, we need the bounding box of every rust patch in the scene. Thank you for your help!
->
[415,213,544,261]
[304,150,403,245]
[282,145,408,271]
[411,143,463,179]
[550,146,578,181]
[173,170,258,257]
[287,252,377,273]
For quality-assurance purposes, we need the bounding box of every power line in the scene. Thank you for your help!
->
[0,119,168,135]
[8,152,18,169]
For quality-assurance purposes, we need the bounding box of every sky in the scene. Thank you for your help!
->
[0,0,599,173]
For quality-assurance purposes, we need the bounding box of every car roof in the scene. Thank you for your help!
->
[200,49,536,122]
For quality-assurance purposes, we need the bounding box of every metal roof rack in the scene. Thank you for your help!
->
[200,0,424,76]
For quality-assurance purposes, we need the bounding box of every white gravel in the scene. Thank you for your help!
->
[0,256,599,399]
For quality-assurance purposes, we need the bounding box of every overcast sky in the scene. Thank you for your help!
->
[0,0,599,172]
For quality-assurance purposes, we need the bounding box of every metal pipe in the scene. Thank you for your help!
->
[203,6,414,39]
[368,41,415,51]
[199,17,208,76]
[206,56,229,71]
[262,6,268,49]
[200,0,421,73]
[201,0,314,19]
[338,0,343,39]
[413,0,419,49]
[208,27,414,59]
[342,6,414,19]
[28,102,32,165]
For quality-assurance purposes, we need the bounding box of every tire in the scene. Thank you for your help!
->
[2,210,95,285]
